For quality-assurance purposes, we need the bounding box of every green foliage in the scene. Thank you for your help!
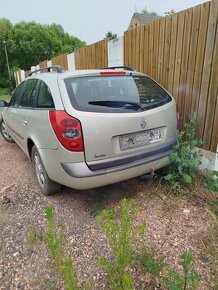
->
[97,198,145,290]
[44,205,65,267]
[211,280,218,289]
[0,87,10,95]
[141,8,159,16]
[163,250,201,290]
[44,205,85,290]
[139,249,165,284]
[105,31,118,40]
[0,18,85,88]
[206,171,218,192]
[59,256,89,290]
[26,228,41,249]
[165,119,202,190]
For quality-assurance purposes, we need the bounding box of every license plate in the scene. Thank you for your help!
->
[119,129,161,151]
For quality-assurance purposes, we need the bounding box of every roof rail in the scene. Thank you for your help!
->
[29,65,64,76]
[103,66,135,71]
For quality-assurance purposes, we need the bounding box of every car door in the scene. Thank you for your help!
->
[3,81,26,142]
[12,79,38,153]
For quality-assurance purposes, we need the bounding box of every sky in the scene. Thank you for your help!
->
[0,0,208,44]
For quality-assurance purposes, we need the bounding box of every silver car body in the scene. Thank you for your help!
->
[1,69,177,190]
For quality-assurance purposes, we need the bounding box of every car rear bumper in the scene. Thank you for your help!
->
[38,139,176,190]
[61,139,176,178]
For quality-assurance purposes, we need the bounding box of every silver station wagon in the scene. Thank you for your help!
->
[0,66,177,195]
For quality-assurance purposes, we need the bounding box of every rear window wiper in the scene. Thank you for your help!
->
[88,100,144,111]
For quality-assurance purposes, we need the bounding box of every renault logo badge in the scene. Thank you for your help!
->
[140,118,146,129]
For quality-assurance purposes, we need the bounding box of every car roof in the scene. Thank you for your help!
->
[27,68,146,81]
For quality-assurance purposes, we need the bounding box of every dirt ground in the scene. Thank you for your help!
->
[0,135,217,290]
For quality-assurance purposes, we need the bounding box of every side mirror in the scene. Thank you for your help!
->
[0,100,9,107]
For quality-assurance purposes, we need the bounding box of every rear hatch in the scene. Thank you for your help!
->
[62,71,177,166]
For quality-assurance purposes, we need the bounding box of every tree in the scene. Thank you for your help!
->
[141,8,159,16]
[105,31,118,40]
[164,10,176,16]
[0,19,86,88]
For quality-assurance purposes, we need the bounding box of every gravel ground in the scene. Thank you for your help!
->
[0,135,217,290]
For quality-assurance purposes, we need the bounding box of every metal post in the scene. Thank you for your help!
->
[3,40,11,80]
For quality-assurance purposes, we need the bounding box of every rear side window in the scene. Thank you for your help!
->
[19,79,38,108]
[36,81,54,108]
[65,75,172,113]
[10,82,26,107]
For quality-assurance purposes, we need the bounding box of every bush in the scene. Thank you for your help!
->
[165,118,202,190]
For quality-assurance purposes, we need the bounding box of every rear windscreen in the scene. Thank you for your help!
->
[65,75,172,113]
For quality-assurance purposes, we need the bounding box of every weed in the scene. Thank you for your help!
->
[97,198,145,290]
[203,209,218,261]
[59,256,90,290]
[163,249,201,290]
[26,228,41,249]
[165,118,202,191]
[44,205,85,290]
[206,171,218,192]
[44,205,65,267]
[139,249,165,287]
[211,280,218,289]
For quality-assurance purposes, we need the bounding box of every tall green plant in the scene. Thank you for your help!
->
[97,198,145,290]
[165,119,202,189]
[44,205,86,290]
[163,249,201,290]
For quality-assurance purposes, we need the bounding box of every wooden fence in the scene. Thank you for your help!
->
[124,0,218,151]
[51,53,68,70]
[75,39,108,69]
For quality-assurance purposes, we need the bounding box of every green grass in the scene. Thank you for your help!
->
[0,88,11,102]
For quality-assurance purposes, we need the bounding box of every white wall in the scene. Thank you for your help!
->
[20,70,25,81]
[108,37,124,67]
[67,53,75,71]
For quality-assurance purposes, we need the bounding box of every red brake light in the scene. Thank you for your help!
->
[100,71,126,76]
[49,110,84,152]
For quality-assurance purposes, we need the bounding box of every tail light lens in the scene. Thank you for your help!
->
[49,110,84,152]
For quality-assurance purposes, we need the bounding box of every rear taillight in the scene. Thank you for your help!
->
[49,110,84,152]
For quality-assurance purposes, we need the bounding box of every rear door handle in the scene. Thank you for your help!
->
[22,120,27,126]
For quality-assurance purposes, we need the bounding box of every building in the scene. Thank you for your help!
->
[128,12,161,29]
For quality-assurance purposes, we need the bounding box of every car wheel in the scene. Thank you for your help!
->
[0,120,14,143]
[31,145,62,195]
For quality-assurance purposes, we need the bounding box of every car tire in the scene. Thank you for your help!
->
[31,145,62,195]
[0,120,15,143]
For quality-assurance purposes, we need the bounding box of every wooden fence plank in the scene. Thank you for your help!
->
[204,14,218,150]
[191,2,210,116]
[168,13,178,94]
[198,0,218,140]
[157,17,166,85]
[162,16,172,89]
[152,19,160,80]
[139,25,145,73]
[177,8,193,123]
[183,5,201,123]
[172,11,186,102]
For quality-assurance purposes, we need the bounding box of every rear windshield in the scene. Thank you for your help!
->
[65,75,172,113]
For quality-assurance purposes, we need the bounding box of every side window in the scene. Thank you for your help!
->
[36,81,54,108]
[10,82,26,107]
[19,79,38,108]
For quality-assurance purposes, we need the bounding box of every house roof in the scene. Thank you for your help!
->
[128,12,161,29]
